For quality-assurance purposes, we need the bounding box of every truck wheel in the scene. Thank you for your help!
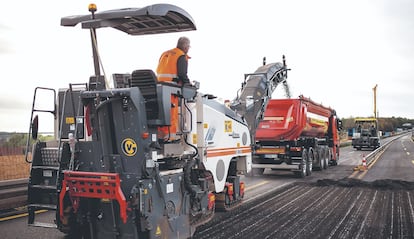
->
[306,148,313,176]
[314,148,323,171]
[295,149,307,178]
[320,150,326,170]
[323,148,329,169]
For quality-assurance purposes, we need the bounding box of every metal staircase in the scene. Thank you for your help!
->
[27,141,70,228]
[25,85,84,228]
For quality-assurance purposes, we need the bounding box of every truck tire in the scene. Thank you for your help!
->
[306,148,313,176]
[295,149,307,178]
[314,148,323,171]
[320,148,326,170]
[323,147,329,169]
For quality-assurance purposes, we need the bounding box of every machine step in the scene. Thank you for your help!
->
[28,222,57,228]
[28,203,57,210]
[31,165,60,171]
[29,185,57,190]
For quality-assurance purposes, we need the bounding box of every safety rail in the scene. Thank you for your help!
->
[364,132,410,167]
[0,179,28,216]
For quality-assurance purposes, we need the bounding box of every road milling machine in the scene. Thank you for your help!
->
[25,4,253,238]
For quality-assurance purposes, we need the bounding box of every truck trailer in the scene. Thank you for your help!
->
[251,95,342,177]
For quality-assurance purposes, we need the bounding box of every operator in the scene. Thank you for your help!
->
[156,36,191,141]
[370,124,376,137]
[157,36,191,85]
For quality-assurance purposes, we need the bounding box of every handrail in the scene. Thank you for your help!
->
[25,87,56,163]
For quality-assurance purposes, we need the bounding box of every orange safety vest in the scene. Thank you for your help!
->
[156,47,188,82]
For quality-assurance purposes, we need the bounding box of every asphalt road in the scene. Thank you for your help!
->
[0,134,411,238]
[362,133,414,181]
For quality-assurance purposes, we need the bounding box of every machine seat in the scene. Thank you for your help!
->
[130,69,160,119]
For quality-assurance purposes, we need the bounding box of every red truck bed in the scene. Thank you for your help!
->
[255,96,334,141]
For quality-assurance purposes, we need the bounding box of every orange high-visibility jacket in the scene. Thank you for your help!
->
[156,47,187,82]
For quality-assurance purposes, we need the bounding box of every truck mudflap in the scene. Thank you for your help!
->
[59,171,127,223]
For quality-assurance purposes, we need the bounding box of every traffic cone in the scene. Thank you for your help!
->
[360,155,367,171]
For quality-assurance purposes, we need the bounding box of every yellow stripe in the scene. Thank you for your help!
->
[0,209,48,222]
[245,180,269,191]
[357,170,368,179]
[256,148,285,154]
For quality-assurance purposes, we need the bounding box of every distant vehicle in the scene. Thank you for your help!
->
[402,123,413,130]
[352,118,380,150]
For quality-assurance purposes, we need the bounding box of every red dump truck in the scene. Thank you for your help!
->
[251,95,342,177]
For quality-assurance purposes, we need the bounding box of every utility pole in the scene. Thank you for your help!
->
[373,84,378,118]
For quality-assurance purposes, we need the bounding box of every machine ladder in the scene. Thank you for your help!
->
[25,85,85,228]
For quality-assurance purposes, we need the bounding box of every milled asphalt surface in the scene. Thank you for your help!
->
[193,179,414,239]
[193,135,414,239]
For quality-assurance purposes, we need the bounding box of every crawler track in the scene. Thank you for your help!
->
[193,178,414,239]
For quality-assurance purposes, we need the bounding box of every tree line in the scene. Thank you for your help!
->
[0,133,53,147]
[341,117,414,132]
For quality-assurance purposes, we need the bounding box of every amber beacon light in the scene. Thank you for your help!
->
[88,3,97,13]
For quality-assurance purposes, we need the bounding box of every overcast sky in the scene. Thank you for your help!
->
[1,0,413,133]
